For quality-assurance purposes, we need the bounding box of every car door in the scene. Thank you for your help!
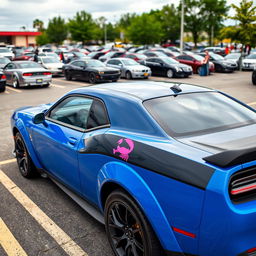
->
[32,96,94,194]
[4,62,16,84]
[77,98,111,204]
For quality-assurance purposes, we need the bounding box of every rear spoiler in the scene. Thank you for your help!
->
[203,147,256,167]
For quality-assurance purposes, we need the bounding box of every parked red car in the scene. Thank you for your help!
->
[175,54,215,74]
[13,52,34,61]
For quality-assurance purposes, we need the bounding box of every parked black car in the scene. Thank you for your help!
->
[252,66,256,85]
[63,59,121,84]
[142,57,193,78]
[199,52,237,72]
[0,71,6,92]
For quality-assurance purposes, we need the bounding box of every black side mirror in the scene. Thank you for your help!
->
[33,113,45,124]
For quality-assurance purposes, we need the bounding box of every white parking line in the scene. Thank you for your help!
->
[248,102,256,106]
[51,84,65,88]
[0,159,16,166]
[0,217,28,256]
[0,170,88,256]
[6,87,22,93]
[4,90,10,94]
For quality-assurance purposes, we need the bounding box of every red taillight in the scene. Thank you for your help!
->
[23,73,33,76]
[172,227,196,238]
[1,74,6,80]
[43,72,51,76]
[247,247,256,253]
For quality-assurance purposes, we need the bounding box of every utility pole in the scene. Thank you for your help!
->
[180,0,184,54]
[104,21,107,45]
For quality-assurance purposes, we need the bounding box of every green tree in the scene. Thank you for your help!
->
[183,0,204,47]
[68,11,97,44]
[117,13,137,41]
[33,19,44,32]
[127,13,163,44]
[36,32,49,46]
[227,0,256,46]
[46,16,67,45]
[151,4,180,43]
[201,0,229,45]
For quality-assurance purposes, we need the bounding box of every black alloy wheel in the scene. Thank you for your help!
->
[65,71,72,81]
[105,190,162,256]
[14,132,38,178]
[89,72,96,84]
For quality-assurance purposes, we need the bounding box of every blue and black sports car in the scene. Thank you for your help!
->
[11,81,256,256]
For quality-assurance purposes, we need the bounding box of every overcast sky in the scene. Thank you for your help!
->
[0,0,246,31]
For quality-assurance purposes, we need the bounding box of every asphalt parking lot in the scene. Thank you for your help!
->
[0,71,255,256]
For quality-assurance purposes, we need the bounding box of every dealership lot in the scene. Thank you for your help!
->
[0,71,255,256]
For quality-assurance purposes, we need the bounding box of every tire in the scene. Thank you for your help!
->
[252,71,256,85]
[166,69,174,78]
[14,132,38,178]
[65,71,72,81]
[88,72,96,84]
[12,76,19,88]
[0,84,5,92]
[105,189,162,256]
[197,66,201,74]
[112,80,118,82]
[125,71,132,80]
[43,83,50,88]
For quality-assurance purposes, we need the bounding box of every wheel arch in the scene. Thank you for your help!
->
[97,161,183,253]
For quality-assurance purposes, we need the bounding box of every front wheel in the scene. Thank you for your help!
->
[125,71,132,80]
[65,71,72,81]
[252,72,256,85]
[105,189,162,256]
[166,69,174,78]
[88,72,96,84]
[14,132,38,178]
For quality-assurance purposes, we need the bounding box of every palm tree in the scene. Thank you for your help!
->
[33,19,44,31]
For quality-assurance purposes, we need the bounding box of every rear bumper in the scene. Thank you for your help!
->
[20,76,52,87]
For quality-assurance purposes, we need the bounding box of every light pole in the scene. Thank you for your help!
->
[180,0,184,54]
[104,21,107,45]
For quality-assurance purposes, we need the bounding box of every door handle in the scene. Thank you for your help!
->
[68,137,77,145]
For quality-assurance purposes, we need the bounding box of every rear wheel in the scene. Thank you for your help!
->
[197,66,202,74]
[14,132,38,178]
[12,76,19,88]
[65,71,72,81]
[105,189,162,256]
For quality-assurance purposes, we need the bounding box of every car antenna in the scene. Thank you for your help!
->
[170,83,182,93]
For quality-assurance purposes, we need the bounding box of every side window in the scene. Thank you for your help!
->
[154,59,163,64]
[186,56,194,61]
[49,96,93,129]
[115,60,122,66]
[87,100,109,129]
[6,63,16,69]
[107,59,116,65]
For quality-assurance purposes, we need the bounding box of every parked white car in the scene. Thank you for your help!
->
[242,53,256,71]
[38,56,63,76]
[0,47,14,60]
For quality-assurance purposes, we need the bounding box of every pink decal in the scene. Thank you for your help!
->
[113,138,135,161]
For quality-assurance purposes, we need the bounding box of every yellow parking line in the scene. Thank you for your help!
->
[7,87,22,93]
[248,102,256,106]
[0,218,28,256]
[0,159,16,166]
[51,84,65,88]
[0,170,88,256]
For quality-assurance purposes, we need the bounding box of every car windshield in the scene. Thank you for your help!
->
[144,92,256,137]
[136,54,147,59]
[192,54,204,61]
[121,59,138,66]
[162,57,179,64]
[211,53,224,60]
[17,62,42,69]
[246,54,256,59]
[42,57,60,64]
[0,48,11,53]
[74,52,85,57]
[0,58,10,64]
[225,53,240,59]
[87,52,98,57]
[86,60,105,67]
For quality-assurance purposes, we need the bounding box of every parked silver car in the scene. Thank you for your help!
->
[106,58,151,79]
[38,56,63,76]
[3,61,52,88]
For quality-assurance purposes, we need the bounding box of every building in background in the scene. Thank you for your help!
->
[0,31,41,47]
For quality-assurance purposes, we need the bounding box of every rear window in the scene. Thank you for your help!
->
[144,92,256,137]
